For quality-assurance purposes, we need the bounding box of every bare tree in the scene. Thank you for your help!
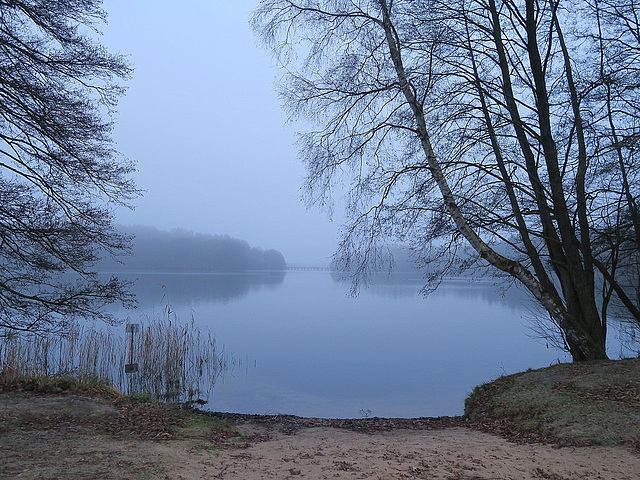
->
[0,0,138,334]
[586,0,640,330]
[254,0,640,361]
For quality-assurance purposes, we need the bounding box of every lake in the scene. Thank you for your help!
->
[108,270,572,418]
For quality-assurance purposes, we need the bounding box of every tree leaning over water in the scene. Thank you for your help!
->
[253,0,640,361]
[0,0,138,334]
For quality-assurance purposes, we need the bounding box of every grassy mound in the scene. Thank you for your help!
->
[0,377,243,479]
[465,358,640,448]
[0,371,121,399]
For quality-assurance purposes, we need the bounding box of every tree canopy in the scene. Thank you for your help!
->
[254,0,640,360]
[0,0,138,334]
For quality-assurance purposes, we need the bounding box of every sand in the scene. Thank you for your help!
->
[2,393,638,479]
[163,424,640,480]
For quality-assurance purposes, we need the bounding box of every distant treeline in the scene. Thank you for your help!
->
[99,225,286,272]
[330,244,474,279]
[330,245,423,273]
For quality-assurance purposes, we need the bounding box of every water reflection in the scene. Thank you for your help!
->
[108,271,286,308]
[105,270,566,418]
[335,271,534,312]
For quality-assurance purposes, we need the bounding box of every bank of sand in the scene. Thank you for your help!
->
[160,421,640,480]
[2,393,639,479]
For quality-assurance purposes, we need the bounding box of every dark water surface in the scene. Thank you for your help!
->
[108,270,570,418]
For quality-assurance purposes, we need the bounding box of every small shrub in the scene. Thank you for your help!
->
[130,391,156,404]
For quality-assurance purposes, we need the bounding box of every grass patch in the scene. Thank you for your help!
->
[179,414,241,449]
[129,391,157,404]
[0,381,245,478]
[0,371,121,400]
[184,414,233,431]
[465,358,640,447]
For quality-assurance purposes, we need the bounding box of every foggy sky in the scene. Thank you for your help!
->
[101,1,340,265]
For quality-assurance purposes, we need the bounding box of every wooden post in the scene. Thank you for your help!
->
[125,324,139,391]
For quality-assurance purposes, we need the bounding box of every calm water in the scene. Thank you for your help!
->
[108,270,571,418]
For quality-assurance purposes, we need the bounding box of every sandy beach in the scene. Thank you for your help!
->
[2,392,640,479]
[159,421,640,480]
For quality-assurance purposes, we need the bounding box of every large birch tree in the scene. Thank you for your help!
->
[253,0,640,361]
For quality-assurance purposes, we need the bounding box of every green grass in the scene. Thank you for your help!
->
[465,358,640,447]
[129,391,157,404]
[184,414,233,430]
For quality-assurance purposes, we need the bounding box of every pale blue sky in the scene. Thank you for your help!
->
[101,1,340,264]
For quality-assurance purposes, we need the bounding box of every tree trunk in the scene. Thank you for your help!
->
[378,0,607,360]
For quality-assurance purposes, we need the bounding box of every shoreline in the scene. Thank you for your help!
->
[2,360,640,479]
[195,409,470,434]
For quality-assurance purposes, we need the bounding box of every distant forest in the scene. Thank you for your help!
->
[99,225,286,272]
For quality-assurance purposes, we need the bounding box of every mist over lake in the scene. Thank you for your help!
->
[107,270,576,418]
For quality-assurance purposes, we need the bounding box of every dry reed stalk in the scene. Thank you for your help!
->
[1,313,225,403]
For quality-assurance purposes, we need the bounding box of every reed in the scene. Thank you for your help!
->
[123,315,225,403]
[0,311,225,404]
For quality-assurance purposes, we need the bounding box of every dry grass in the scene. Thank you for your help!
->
[0,315,225,403]
[465,357,640,448]
[0,391,242,479]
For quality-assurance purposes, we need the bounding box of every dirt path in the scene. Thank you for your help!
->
[1,392,639,479]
